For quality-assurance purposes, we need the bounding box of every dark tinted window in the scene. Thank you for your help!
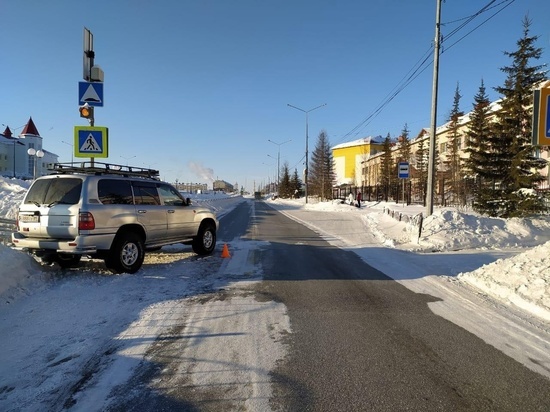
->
[133,182,160,205]
[25,177,82,205]
[98,179,133,205]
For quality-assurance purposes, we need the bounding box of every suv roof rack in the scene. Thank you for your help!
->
[49,162,160,179]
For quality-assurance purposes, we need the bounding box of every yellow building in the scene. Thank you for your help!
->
[332,136,384,186]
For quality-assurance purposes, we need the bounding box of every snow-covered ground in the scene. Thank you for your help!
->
[0,176,549,410]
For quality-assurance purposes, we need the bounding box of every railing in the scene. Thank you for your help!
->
[382,207,424,243]
[0,217,16,245]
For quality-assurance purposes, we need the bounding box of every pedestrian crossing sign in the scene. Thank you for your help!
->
[74,126,109,158]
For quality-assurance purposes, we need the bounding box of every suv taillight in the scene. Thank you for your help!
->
[79,212,95,230]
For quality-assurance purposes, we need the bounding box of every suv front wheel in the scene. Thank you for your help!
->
[105,231,145,274]
[192,223,216,255]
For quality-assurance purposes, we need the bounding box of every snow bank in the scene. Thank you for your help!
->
[0,177,29,219]
[459,241,550,321]
[419,209,550,250]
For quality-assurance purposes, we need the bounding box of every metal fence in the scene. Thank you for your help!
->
[332,183,425,205]
[333,179,550,213]
[381,206,425,244]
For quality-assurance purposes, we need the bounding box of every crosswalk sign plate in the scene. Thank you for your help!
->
[74,126,109,158]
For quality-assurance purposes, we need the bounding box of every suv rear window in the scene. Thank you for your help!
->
[98,179,133,205]
[25,178,82,206]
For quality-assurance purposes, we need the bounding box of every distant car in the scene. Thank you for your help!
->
[12,162,219,273]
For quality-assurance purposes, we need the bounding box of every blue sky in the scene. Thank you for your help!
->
[2,0,549,192]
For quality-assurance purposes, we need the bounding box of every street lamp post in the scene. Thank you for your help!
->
[62,140,74,164]
[268,139,291,193]
[27,148,44,179]
[266,155,277,193]
[12,140,17,178]
[120,155,136,166]
[262,160,275,193]
[287,103,326,203]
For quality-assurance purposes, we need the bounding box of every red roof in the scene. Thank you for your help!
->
[20,117,40,136]
[2,126,12,137]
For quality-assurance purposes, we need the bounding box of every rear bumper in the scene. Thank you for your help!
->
[11,232,115,255]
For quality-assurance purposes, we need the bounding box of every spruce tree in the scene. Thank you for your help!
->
[397,123,411,164]
[310,130,335,200]
[446,83,465,205]
[465,80,497,215]
[415,134,428,205]
[279,161,292,198]
[490,16,547,217]
[379,133,394,202]
[291,168,303,198]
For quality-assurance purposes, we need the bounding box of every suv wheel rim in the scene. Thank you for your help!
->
[122,243,138,265]
[204,231,213,248]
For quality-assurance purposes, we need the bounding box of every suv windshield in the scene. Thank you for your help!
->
[25,178,82,206]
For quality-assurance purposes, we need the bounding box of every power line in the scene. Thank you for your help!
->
[337,0,516,144]
[443,0,515,52]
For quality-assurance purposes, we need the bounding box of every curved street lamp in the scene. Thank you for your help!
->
[268,139,291,192]
[287,103,326,203]
[120,155,136,166]
[62,140,74,164]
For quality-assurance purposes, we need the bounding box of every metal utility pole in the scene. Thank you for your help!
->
[426,0,442,216]
[268,139,291,193]
[287,103,326,203]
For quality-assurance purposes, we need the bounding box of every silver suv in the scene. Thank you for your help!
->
[12,162,219,273]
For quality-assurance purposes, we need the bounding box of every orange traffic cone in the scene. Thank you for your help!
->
[221,243,231,258]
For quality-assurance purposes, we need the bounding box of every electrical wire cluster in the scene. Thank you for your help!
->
[337,0,516,144]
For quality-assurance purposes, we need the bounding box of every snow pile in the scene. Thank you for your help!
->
[0,245,37,300]
[458,241,550,321]
[418,209,550,251]
[0,177,30,219]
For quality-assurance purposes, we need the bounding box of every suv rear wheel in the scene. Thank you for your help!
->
[192,222,216,255]
[105,232,145,274]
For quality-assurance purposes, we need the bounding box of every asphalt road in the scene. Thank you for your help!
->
[105,199,550,411]
[249,201,550,412]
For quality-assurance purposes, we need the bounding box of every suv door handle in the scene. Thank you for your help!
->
[167,210,175,214]
[138,210,147,214]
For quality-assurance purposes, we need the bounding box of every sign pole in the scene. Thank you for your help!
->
[78,29,108,167]
[402,178,405,206]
